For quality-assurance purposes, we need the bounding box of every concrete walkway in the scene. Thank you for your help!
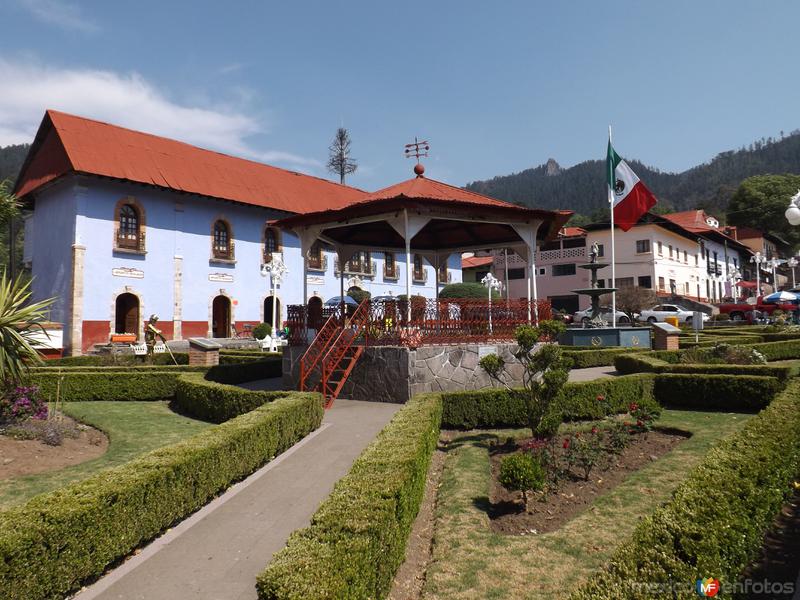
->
[74,398,400,600]
[568,366,619,382]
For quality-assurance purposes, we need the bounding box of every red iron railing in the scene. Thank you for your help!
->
[319,300,371,407]
[287,298,551,348]
[298,309,343,392]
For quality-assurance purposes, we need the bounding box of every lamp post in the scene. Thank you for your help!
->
[260,256,288,335]
[788,258,798,289]
[481,272,503,335]
[768,257,782,293]
[750,252,766,298]
[728,269,742,301]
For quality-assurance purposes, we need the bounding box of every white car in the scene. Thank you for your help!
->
[573,306,633,325]
[638,304,710,324]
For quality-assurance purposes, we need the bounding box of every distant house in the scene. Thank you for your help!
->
[15,110,463,355]
[485,212,759,313]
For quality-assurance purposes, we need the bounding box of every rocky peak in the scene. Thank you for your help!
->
[544,158,562,176]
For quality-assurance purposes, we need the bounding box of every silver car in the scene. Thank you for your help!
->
[638,303,710,324]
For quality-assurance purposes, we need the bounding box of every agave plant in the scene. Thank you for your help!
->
[0,273,54,386]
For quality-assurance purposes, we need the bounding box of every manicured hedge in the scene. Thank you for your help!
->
[653,374,784,412]
[614,353,799,380]
[175,373,288,423]
[44,353,190,366]
[0,392,324,600]
[25,370,186,401]
[572,379,800,600]
[257,392,442,600]
[562,348,646,368]
[24,357,282,402]
[440,374,658,430]
[747,338,800,360]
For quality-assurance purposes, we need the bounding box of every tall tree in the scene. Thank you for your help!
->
[726,174,800,251]
[326,128,357,185]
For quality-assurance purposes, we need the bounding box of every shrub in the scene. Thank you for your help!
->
[571,379,800,600]
[0,392,323,600]
[256,392,442,600]
[207,357,282,383]
[499,453,545,507]
[562,348,645,368]
[438,282,500,299]
[252,322,272,340]
[440,374,658,429]
[653,374,783,412]
[175,373,287,423]
[0,385,46,423]
[25,370,184,402]
[44,353,190,367]
[348,288,371,304]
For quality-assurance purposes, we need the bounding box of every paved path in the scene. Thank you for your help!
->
[74,398,400,600]
[568,366,619,382]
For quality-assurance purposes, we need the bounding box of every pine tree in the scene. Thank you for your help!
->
[326,128,357,185]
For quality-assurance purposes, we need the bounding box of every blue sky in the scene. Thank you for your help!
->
[0,1,798,192]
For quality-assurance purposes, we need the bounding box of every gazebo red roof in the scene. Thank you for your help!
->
[14,110,367,214]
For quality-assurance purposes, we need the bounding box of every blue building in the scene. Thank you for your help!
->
[15,111,462,355]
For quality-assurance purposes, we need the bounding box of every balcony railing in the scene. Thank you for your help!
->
[308,255,328,272]
[287,298,552,347]
[334,258,377,278]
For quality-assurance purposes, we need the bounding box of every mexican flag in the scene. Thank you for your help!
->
[607,141,657,231]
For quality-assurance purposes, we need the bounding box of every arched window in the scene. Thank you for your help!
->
[264,227,280,262]
[114,199,145,252]
[413,254,426,282]
[213,220,232,259]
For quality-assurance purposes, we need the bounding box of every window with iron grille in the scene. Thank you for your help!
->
[118,204,139,249]
[413,254,426,281]
[638,276,652,288]
[347,251,371,274]
[264,227,280,261]
[213,220,232,259]
[308,242,324,270]
[384,252,397,278]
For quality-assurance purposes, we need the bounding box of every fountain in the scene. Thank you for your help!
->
[558,242,652,348]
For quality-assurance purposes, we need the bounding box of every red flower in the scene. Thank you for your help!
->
[637,420,644,427]
[629,402,639,412]
[563,438,570,449]
[591,426,598,434]
[596,394,606,402]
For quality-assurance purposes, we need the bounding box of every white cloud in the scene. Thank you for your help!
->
[15,0,98,33]
[0,58,320,170]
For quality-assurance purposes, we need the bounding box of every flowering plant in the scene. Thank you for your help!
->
[0,385,46,424]
[628,401,660,434]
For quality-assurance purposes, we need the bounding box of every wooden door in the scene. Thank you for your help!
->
[212,295,230,338]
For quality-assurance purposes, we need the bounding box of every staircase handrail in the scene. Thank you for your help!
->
[299,309,342,391]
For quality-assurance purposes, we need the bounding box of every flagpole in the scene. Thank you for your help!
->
[609,125,617,328]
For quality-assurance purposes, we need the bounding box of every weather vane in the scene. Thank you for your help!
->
[404,137,430,163]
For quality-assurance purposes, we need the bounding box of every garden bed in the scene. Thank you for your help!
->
[0,414,108,480]
[486,427,689,535]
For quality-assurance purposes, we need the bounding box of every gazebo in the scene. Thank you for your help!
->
[275,165,571,405]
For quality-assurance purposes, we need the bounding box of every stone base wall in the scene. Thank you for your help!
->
[283,342,523,404]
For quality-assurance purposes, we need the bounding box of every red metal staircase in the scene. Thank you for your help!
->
[298,300,370,408]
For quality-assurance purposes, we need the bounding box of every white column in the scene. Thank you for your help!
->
[404,210,412,322]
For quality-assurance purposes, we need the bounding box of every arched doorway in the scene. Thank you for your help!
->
[115,293,140,337]
[212,295,231,338]
[307,296,323,330]
[263,296,281,329]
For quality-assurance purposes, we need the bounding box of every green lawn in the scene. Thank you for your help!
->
[0,401,211,508]
[422,410,750,600]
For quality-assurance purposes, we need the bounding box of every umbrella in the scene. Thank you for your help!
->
[763,291,800,303]
[325,295,358,306]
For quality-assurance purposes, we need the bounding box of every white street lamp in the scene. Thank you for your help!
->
[768,257,782,292]
[785,190,800,226]
[728,269,742,301]
[750,252,766,298]
[788,258,799,289]
[481,272,503,334]
[260,255,288,335]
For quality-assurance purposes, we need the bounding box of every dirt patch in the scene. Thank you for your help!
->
[740,488,800,599]
[388,441,448,600]
[487,429,688,535]
[0,416,108,480]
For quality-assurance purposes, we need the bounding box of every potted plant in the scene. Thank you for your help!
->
[110,332,137,343]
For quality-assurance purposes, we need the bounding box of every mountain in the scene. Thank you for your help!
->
[465,131,800,219]
[0,144,29,184]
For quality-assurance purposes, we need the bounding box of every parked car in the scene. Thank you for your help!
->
[638,303,709,324]
[717,294,800,322]
[573,306,633,325]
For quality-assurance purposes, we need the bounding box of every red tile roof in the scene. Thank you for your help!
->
[661,210,713,231]
[357,175,517,208]
[461,255,495,269]
[15,110,367,214]
[560,226,586,237]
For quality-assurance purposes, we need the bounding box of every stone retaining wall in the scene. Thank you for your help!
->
[284,342,524,403]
